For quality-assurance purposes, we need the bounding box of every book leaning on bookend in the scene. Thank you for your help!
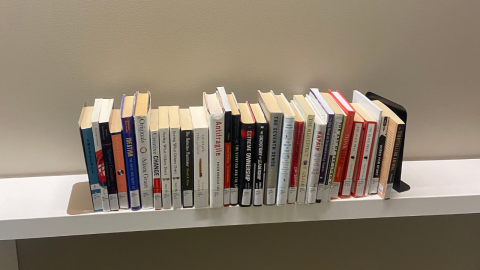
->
[150,109,162,210]
[110,109,130,209]
[258,90,283,205]
[99,98,119,211]
[227,93,241,206]
[168,106,183,209]
[159,106,172,210]
[373,100,405,199]
[121,95,141,210]
[203,92,225,208]
[287,102,304,204]
[238,102,256,206]
[190,106,209,209]
[340,112,363,198]
[78,104,103,212]
[179,109,194,208]
[134,92,154,209]
[250,103,268,206]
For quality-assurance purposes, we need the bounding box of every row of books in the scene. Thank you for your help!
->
[78,88,405,212]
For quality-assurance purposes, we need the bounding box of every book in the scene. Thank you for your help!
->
[179,109,194,208]
[159,106,172,210]
[150,109,162,210]
[250,103,268,206]
[275,94,295,205]
[217,87,234,205]
[287,102,304,204]
[190,106,209,209]
[351,103,377,197]
[168,106,183,209]
[308,89,334,203]
[341,112,364,197]
[352,90,386,195]
[91,98,110,211]
[373,101,405,199]
[227,93,241,206]
[238,102,256,207]
[258,90,283,205]
[203,92,225,208]
[110,109,129,209]
[305,95,327,204]
[134,92,154,209]
[78,105,103,212]
[121,95,141,210]
[328,90,355,199]
[99,98,119,211]
[292,95,315,204]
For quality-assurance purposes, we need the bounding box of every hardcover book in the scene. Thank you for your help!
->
[150,109,162,210]
[227,93,241,206]
[250,103,268,206]
[217,87,234,205]
[179,109,194,208]
[168,106,183,209]
[159,106,172,209]
[287,102,304,204]
[341,113,363,197]
[110,109,130,209]
[190,106,209,209]
[238,102,256,206]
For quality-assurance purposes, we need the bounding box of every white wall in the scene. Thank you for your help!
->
[1,0,479,177]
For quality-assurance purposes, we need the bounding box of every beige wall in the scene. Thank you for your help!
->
[1,0,479,178]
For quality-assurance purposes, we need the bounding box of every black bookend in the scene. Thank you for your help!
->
[365,92,410,193]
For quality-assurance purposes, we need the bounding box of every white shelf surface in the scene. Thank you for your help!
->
[0,159,479,241]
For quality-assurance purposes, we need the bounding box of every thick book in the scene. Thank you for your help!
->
[275,94,295,205]
[227,93,241,206]
[217,87,234,205]
[168,106,183,209]
[99,98,119,211]
[292,95,315,204]
[351,103,377,197]
[341,113,364,197]
[287,102,304,204]
[91,98,110,211]
[238,102,256,207]
[78,105,103,212]
[110,109,129,209]
[134,92,154,209]
[150,109,162,210]
[328,90,355,199]
[352,90,386,194]
[309,89,334,203]
[190,106,209,209]
[159,106,172,210]
[203,92,225,208]
[121,95,141,210]
[250,103,268,206]
[373,101,405,199]
[179,109,194,208]
[258,90,283,205]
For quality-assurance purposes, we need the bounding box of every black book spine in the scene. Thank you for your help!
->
[239,121,255,206]
[99,122,118,196]
[387,124,405,185]
[373,117,388,179]
[230,114,241,199]
[181,129,194,208]
[253,122,268,206]
[224,110,233,205]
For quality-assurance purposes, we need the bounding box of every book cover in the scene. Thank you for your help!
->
[228,94,242,206]
[159,106,172,210]
[340,114,363,198]
[250,103,268,206]
[168,106,183,209]
[217,87,234,205]
[110,109,129,209]
[179,109,194,208]
[150,109,162,210]
[287,102,304,204]
[190,106,209,209]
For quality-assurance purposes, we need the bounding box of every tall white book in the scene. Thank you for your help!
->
[190,106,209,209]
[159,106,172,209]
[203,92,225,208]
[168,106,182,209]
[134,92,154,209]
[150,109,162,210]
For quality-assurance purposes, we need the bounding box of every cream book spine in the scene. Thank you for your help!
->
[159,123,172,210]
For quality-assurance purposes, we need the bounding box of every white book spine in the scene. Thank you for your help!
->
[306,122,326,204]
[321,114,343,202]
[355,123,376,197]
[370,115,389,194]
[91,120,110,212]
[160,127,172,210]
[135,115,154,209]
[207,114,225,208]
[151,129,162,210]
[342,122,363,196]
[194,126,209,209]
[264,112,283,205]
[276,116,295,205]
[170,127,182,209]
[297,114,315,204]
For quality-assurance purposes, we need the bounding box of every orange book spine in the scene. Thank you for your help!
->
[112,132,129,209]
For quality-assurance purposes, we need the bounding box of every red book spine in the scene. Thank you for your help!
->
[288,121,304,204]
[352,121,377,197]
[224,142,231,192]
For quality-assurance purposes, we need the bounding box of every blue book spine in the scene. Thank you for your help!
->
[316,114,334,203]
[80,128,103,212]
[122,115,142,210]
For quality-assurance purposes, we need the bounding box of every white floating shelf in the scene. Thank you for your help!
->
[1,159,479,241]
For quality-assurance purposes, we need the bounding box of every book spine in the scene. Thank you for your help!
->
[316,115,333,203]
[231,114,241,206]
[305,122,325,204]
[181,129,194,208]
[288,121,304,204]
[321,114,343,202]
[333,113,354,200]
[99,122,119,211]
[264,112,283,205]
[121,116,141,210]
[170,127,182,209]
[208,115,225,208]
[160,127,172,210]
[353,122,376,197]
[92,120,110,211]
[151,128,162,210]
[379,123,404,199]
[340,122,363,198]
[80,128,103,212]
[253,122,268,206]
[224,111,234,205]
[276,116,295,205]
[297,114,315,204]
[111,131,129,209]
[370,116,389,194]
[239,122,255,206]
[330,117,346,199]
[134,115,154,209]
[194,127,209,208]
